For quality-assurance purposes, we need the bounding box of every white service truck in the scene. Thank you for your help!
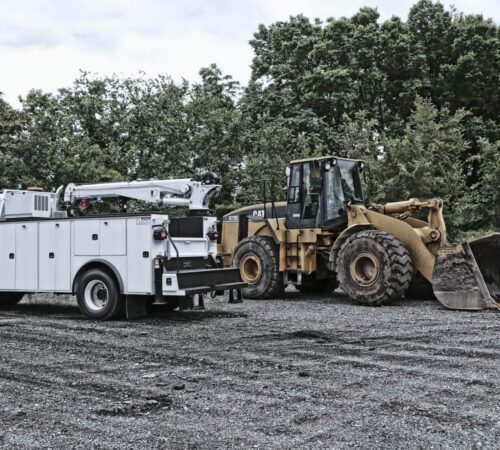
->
[0,175,244,319]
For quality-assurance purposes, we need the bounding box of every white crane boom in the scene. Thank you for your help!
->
[64,178,220,211]
[0,176,221,221]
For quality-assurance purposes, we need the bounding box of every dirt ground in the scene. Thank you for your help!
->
[0,291,499,449]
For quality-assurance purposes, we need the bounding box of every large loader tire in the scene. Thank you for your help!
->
[233,236,283,299]
[337,230,413,306]
[0,292,25,308]
[405,272,436,300]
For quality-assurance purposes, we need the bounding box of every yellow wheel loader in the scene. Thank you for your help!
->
[219,156,499,310]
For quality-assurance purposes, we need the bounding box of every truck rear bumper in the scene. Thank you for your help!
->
[161,267,245,296]
[126,267,245,319]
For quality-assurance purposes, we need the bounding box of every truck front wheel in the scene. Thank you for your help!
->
[76,269,124,320]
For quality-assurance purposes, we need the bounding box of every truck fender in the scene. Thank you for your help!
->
[72,259,125,294]
[328,224,373,271]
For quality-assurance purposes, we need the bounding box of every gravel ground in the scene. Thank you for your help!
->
[0,291,499,449]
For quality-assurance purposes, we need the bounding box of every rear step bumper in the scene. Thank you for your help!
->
[126,267,246,319]
[163,267,245,295]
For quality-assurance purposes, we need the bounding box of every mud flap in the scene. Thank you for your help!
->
[126,295,149,319]
[433,233,500,311]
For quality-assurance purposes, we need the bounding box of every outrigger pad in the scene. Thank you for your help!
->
[433,233,500,311]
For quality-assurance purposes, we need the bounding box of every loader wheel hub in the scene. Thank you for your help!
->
[240,254,262,284]
[350,252,380,287]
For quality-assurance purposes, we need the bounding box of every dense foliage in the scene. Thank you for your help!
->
[0,1,498,235]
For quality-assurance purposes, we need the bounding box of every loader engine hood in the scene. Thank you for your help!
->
[222,201,287,223]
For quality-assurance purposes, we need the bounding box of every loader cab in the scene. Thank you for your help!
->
[285,157,365,230]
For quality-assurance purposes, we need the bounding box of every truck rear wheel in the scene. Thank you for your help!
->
[233,236,283,299]
[76,269,124,320]
[337,230,413,306]
[0,292,25,307]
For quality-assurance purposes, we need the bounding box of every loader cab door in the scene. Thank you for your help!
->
[323,159,365,230]
[285,160,322,229]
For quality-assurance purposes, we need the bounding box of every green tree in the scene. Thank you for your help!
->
[382,97,469,234]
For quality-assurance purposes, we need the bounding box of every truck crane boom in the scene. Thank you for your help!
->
[0,173,221,221]
[64,177,221,212]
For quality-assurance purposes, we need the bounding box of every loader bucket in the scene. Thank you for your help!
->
[432,233,500,311]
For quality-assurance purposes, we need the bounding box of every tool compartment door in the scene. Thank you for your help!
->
[73,220,100,256]
[99,219,126,256]
[15,222,38,290]
[0,224,16,290]
[55,222,71,291]
[38,222,56,290]
[126,217,152,294]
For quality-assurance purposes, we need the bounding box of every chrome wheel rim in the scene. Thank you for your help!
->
[84,280,109,311]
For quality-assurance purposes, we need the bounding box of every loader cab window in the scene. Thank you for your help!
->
[285,160,322,229]
[303,160,322,221]
[338,159,364,203]
[323,159,364,230]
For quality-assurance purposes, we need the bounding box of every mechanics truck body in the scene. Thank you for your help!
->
[0,176,244,320]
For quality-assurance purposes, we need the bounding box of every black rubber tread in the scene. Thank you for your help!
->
[0,292,25,308]
[297,275,338,293]
[76,269,125,320]
[405,272,436,300]
[233,236,284,299]
[337,230,413,306]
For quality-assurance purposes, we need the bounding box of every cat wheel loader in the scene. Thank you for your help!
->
[219,156,499,310]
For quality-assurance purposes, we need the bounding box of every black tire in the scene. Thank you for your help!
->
[76,269,124,320]
[405,272,436,300]
[233,236,283,299]
[297,275,337,293]
[0,292,24,308]
[337,230,413,306]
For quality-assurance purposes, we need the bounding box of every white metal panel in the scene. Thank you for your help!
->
[0,224,16,289]
[15,223,38,290]
[126,217,152,294]
[73,220,99,256]
[99,219,126,256]
[38,222,56,290]
[55,221,71,291]
[71,255,128,293]
[170,238,209,258]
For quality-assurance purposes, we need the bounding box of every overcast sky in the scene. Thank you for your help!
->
[1,0,498,107]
